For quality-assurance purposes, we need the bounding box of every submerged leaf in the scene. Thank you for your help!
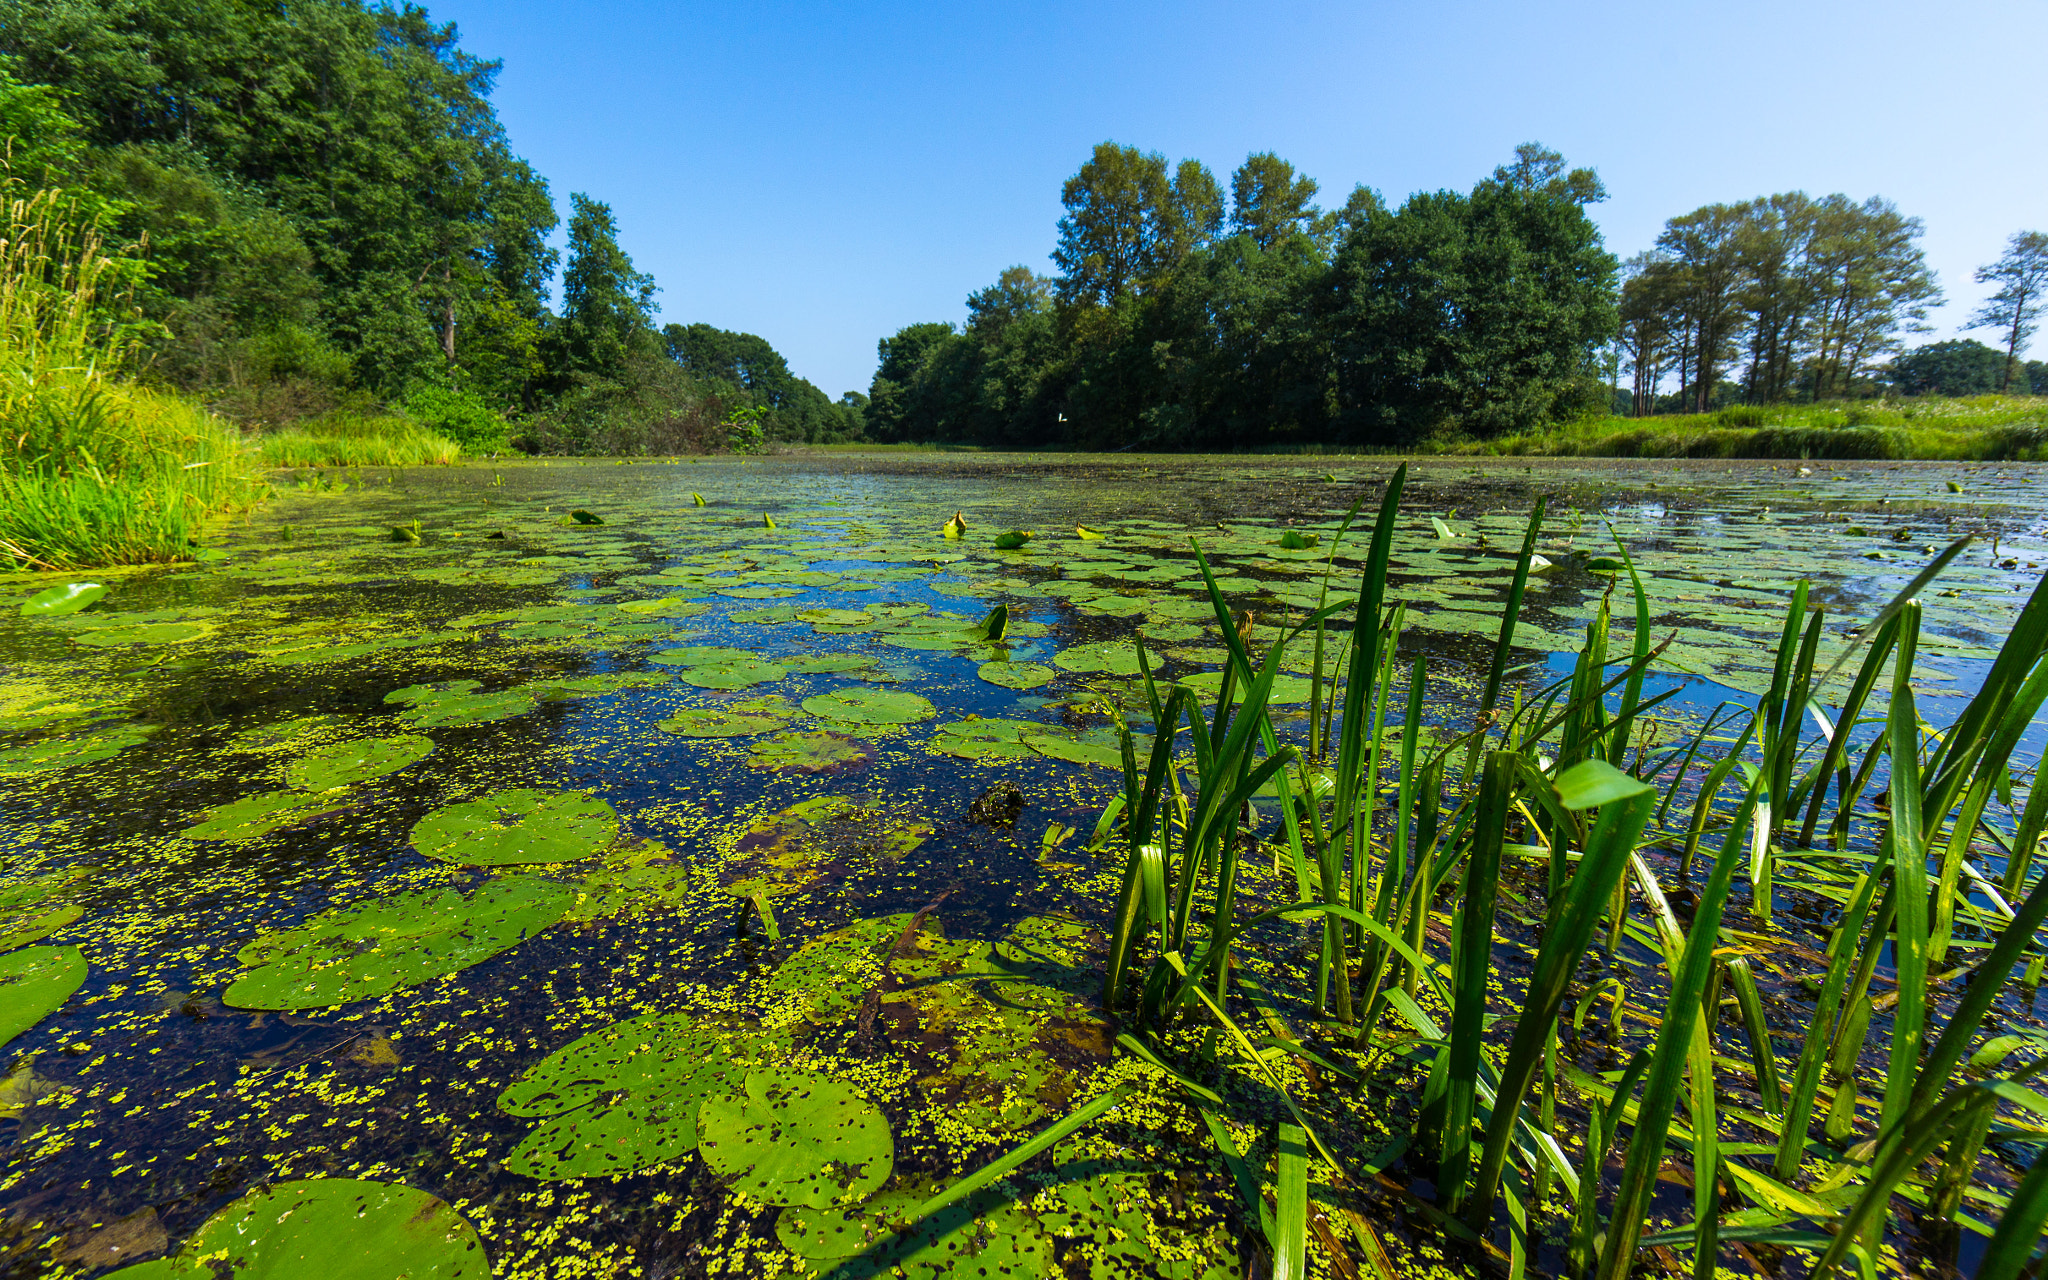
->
[746,731,875,775]
[182,789,350,842]
[224,876,571,1010]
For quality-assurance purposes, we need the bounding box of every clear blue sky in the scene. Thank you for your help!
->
[428,0,2048,399]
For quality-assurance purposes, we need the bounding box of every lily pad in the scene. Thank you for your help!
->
[676,660,788,690]
[397,688,541,728]
[697,1071,893,1208]
[227,713,363,752]
[976,660,1055,690]
[558,843,693,924]
[410,789,620,866]
[783,654,874,674]
[1023,732,1126,769]
[725,798,932,899]
[649,645,760,667]
[0,871,88,951]
[930,718,1041,762]
[286,734,434,791]
[183,790,350,842]
[1050,642,1156,676]
[0,946,86,1046]
[224,876,572,1010]
[102,1178,488,1280]
[0,724,156,778]
[802,688,936,725]
[69,621,211,647]
[1178,670,1316,704]
[656,705,792,737]
[498,1012,770,1180]
[747,731,875,775]
[19,583,105,617]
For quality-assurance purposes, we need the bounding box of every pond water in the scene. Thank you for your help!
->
[2,454,2044,1278]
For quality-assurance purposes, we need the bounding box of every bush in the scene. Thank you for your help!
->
[402,384,507,452]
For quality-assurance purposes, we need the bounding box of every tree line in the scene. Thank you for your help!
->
[0,0,863,451]
[866,142,1619,447]
[872,151,2047,446]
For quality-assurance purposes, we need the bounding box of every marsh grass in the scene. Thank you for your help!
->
[1074,462,2048,1276]
[257,411,462,468]
[0,187,259,568]
[1472,396,2048,461]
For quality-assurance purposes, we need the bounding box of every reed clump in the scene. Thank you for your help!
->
[1070,466,2047,1276]
[0,188,259,569]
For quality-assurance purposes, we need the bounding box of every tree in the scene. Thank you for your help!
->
[1654,204,1749,412]
[556,193,655,382]
[1051,143,1171,307]
[1488,141,1607,205]
[1889,339,2012,396]
[1228,152,1323,250]
[1800,195,1939,398]
[965,266,1052,338]
[1156,159,1224,266]
[1331,146,1617,440]
[1967,231,2048,393]
[1616,253,1676,416]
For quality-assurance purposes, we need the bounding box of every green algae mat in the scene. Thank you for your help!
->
[1,454,2043,1278]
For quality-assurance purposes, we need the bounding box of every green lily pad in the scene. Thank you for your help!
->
[19,583,105,617]
[747,731,875,775]
[656,704,792,737]
[783,654,874,674]
[498,1013,774,1180]
[977,660,1055,690]
[0,870,88,951]
[777,1186,1056,1278]
[286,734,434,791]
[615,597,713,618]
[557,843,693,924]
[718,586,803,599]
[227,714,363,752]
[1178,670,1316,704]
[102,1178,488,1280]
[0,946,86,1047]
[410,789,621,866]
[697,1071,893,1208]
[676,660,788,690]
[397,688,542,728]
[1050,642,1155,676]
[224,876,571,1010]
[182,790,350,842]
[0,724,156,778]
[724,798,931,899]
[1023,732,1126,769]
[69,621,211,647]
[649,645,760,666]
[930,718,1041,761]
[796,607,875,626]
[802,688,936,724]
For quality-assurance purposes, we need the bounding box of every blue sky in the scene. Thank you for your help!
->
[429,0,2048,398]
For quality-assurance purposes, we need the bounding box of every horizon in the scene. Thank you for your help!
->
[429,0,2048,399]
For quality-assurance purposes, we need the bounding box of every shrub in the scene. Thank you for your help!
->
[402,384,507,452]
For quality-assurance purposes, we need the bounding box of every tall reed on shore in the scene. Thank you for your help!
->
[0,186,257,569]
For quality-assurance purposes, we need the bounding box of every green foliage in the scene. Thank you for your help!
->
[1891,338,2020,396]
[403,384,508,452]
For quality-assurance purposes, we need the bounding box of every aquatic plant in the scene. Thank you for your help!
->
[1088,463,2048,1275]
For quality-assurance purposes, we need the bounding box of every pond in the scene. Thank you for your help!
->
[2,453,2045,1279]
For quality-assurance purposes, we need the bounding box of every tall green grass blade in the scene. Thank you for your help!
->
[1275,1122,1309,1280]
[1439,751,1514,1210]
[1880,602,1927,1139]
[1974,1140,2048,1280]
[1469,498,1548,779]
[1595,768,1765,1280]
[1465,765,1654,1236]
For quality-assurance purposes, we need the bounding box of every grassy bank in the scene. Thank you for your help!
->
[258,412,461,468]
[1468,395,2048,460]
[0,189,262,570]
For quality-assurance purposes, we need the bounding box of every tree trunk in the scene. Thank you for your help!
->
[442,265,457,362]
